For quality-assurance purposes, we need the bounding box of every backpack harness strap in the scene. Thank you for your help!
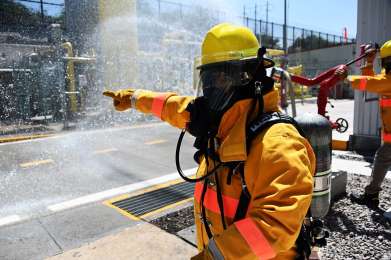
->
[233,112,302,221]
[230,112,313,259]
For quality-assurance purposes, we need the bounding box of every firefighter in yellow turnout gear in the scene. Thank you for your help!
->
[104,23,316,259]
[347,40,391,208]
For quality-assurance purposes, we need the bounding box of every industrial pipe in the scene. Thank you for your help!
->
[62,42,78,113]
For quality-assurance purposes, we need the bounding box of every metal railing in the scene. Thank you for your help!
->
[138,0,225,21]
[243,16,356,53]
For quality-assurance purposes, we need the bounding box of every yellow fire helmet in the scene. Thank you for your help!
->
[197,23,273,67]
[193,23,275,95]
[380,40,391,59]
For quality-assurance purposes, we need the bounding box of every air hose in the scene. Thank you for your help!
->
[175,129,222,183]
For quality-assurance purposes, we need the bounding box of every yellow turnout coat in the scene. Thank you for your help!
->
[127,87,315,259]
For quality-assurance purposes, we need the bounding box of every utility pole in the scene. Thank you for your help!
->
[40,0,44,24]
[283,0,287,54]
[254,4,257,33]
[243,6,246,25]
[265,0,270,35]
[157,0,161,17]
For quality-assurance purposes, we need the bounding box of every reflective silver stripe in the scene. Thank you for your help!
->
[315,169,331,177]
[312,190,330,197]
[208,238,225,260]
[131,89,142,107]
[313,174,331,192]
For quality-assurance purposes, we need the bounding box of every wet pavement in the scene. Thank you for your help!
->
[3,98,387,259]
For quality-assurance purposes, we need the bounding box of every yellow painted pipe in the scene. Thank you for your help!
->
[62,42,78,113]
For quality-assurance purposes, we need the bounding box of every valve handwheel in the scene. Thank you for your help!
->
[335,118,348,133]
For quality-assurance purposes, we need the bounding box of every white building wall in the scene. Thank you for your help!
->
[288,44,356,98]
[288,44,356,76]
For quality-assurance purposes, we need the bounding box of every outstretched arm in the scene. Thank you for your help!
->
[348,74,391,95]
[103,89,193,129]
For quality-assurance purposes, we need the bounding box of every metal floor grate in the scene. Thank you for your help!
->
[111,181,195,218]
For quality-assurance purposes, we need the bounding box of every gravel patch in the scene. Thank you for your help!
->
[150,173,391,259]
[150,206,194,234]
[322,174,391,260]
[332,152,374,163]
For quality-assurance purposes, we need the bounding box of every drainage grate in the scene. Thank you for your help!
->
[112,181,195,218]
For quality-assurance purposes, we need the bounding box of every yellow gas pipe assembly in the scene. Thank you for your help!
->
[62,42,96,113]
[62,42,78,113]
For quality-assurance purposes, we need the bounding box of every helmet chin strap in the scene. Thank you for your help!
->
[254,81,264,115]
[382,57,391,74]
[251,47,270,116]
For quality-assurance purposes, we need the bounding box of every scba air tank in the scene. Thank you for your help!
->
[295,113,332,218]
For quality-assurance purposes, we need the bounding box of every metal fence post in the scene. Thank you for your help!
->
[318,32,321,48]
[259,20,262,43]
[326,33,329,47]
[292,26,295,51]
[271,22,274,48]
[310,30,313,49]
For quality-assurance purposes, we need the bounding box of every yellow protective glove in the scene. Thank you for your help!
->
[103,89,135,111]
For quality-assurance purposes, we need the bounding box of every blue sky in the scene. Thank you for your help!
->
[183,0,357,37]
[17,0,357,38]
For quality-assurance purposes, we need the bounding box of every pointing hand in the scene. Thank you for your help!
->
[103,89,135,111]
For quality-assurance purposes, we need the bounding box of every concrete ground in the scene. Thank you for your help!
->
[48,222,197,260]
[43,150,391,260]
[3,151,391,260]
